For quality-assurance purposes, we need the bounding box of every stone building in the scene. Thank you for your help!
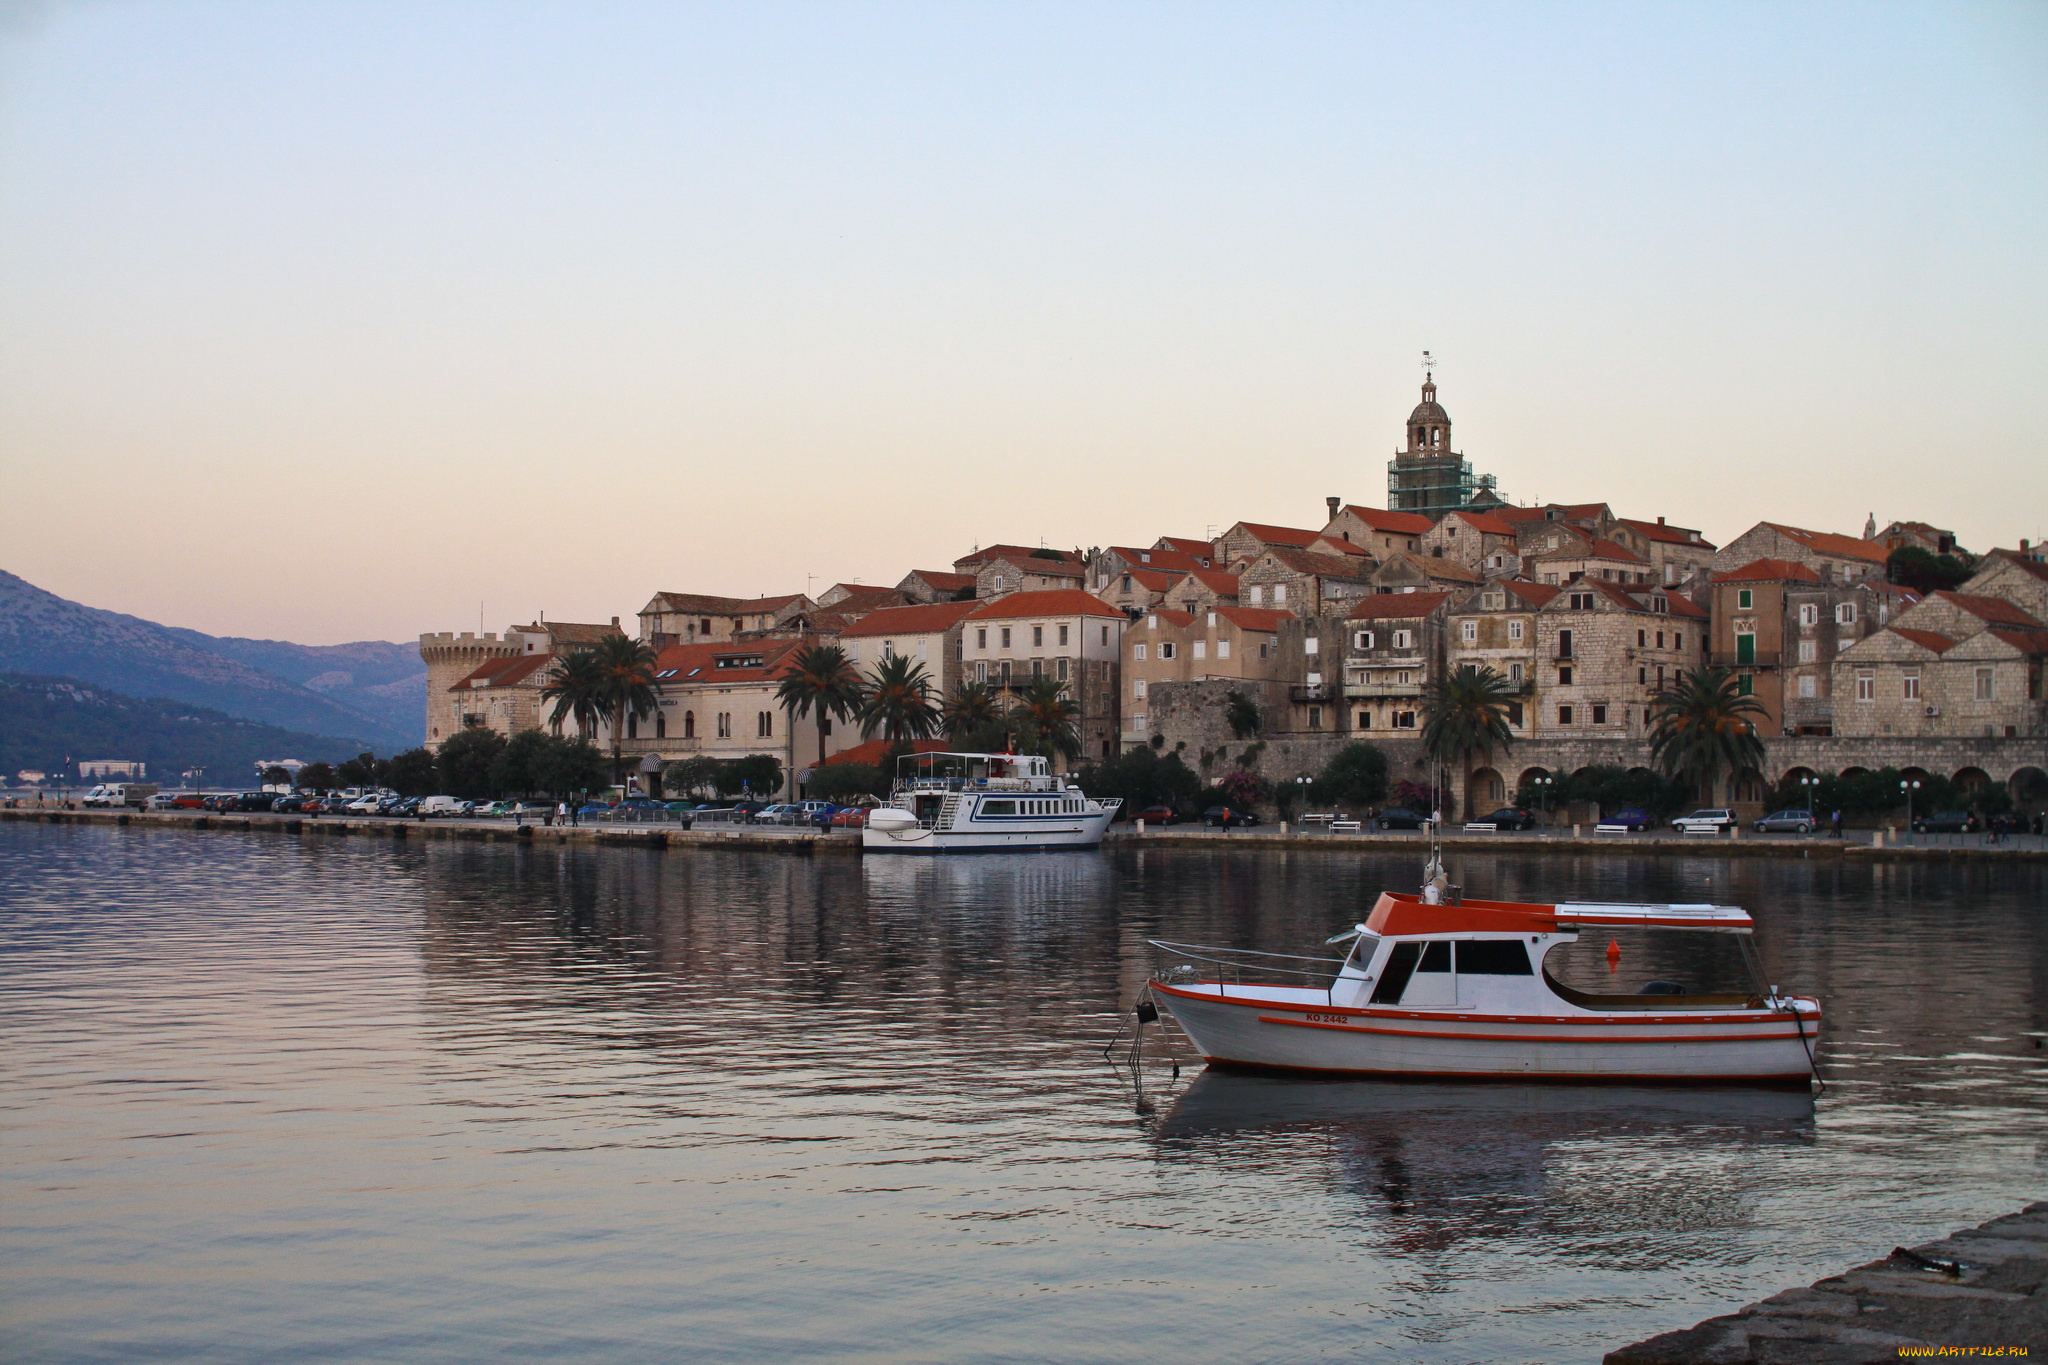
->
[1445,579,1560,735]
[1529,532,1656,587]
[836,600,980,699]
[1418,508,1522,576]
[1161,569,1242,615]
[1707,560,1908,736]
[1713,522,1889,585]
[1530,582,1705,740]
[613,636,839,795]
[1121,606,1289,743]
[1317,502,1434,557]
[1869,520,1962,556]
[1333,592,1455,738]
[1385,372,1501,519]
[637,593,811,647]
[1834,591,2048,739]
[961,589,1127,761]
[422,618,623,745]
[1212,521,1325,570]
[1238,547,1375,615]
[1094,565,1178,618]
[895,569,977,603]
[1370,552,1483,596]
[1962,553,2048,621]
[965,551,1085,601]
[1612,517,1718,586]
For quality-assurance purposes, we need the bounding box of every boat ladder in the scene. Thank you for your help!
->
[936,792,966,830]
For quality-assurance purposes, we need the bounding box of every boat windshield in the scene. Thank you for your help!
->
[1542,927,1765,1002]
[894,751,1055,791]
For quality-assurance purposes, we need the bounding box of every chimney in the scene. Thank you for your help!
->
[611,616,620,629]
[1657,516,1665,524]
[1326,496,1340,522]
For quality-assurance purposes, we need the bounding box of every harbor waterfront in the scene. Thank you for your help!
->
[3,820,2042,1363]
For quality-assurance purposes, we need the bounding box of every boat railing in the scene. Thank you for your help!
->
[1147,939,1348,1006]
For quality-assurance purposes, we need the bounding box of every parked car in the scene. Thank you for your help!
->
[1753,808,1817,834]
[1131,804,1179,825]
[575,802,612,817]
[730,801,767,817]
[233,792,279,812]
[1671,808,1737,833]
[1600,808,1653,832]
[1912,810,1980,834]
[316,795,355,814]
[829,807,870,828]
[1474,807,1538,831]
[344,793,386,815]
[147,792,184,811]
[1202,805,1259,829]
[752,804,808,825]
[200,792,235,812]
[170,792,208,809]
[270,795,311,814]
[1375,807,1431,830]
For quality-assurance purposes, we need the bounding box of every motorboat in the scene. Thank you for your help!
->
[862,751,1120,853]
[1147,878,1821,1087]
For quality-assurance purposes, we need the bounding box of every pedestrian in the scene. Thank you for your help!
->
[1831,808,1842,839]
[568,800,579,828]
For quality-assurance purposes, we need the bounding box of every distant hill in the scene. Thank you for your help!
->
[0,673,368,782]
[0,569,420,750]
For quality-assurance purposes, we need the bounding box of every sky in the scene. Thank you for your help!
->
[2,1,2044,645]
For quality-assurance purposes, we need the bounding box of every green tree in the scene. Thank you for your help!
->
[335,751,380,788]
[1223,691,1262,740]
[536,737,608,799]
[1316,742,1389,808]
[436,729,504,799]
[774,644,866,772]
[1421,664,1519,819]
[858,654,940,743]
[1008,677,1081,762]
[804,762,888,803]
[662,756,722,800]
[940,680,1002,745]
[260,764,292,789]
[541,649,610,742]
[385,747,440,797]
[1647,667,1767,804]
[1887,546,1975,594]
[718,754,785,799]
[297,761,336,793]
[491,730,555,796]
[588,634,660,788]
[1077,746,1201,814]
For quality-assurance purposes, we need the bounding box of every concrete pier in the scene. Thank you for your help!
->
[1606,1202,2048,1363]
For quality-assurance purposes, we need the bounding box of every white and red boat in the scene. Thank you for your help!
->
[1149,889,1821,1086]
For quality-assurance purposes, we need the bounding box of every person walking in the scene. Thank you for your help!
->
[1831,808,1843,839]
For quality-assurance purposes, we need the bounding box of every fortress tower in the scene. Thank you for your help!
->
[418,631,521,744]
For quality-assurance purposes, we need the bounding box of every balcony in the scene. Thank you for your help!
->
[1710,649,1782,668]
[1290,683,1331,703]
[1344,682,1419,698]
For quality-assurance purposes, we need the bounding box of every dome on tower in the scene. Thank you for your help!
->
[1409,377,1448,425]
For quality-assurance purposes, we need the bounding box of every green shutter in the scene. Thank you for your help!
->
[1736,633,1756,665]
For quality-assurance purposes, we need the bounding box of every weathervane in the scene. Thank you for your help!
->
[1421,349,1437,382]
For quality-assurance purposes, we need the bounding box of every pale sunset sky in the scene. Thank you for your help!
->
[2,2,2044,644]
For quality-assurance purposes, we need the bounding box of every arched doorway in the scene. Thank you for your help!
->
[1468,767,1505,814]
[1952,766,1991,791]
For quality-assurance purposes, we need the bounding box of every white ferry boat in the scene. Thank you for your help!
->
[1147,884,1821,1086]
[862,751,1120,853]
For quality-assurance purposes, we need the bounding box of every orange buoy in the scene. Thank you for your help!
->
[1606,937,1622,972]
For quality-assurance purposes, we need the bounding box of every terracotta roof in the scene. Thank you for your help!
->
[449,654,553,692]
[1155,537,1215,557]
[1143,608,1197,628]
[1498,580,1562,607]
[1980,552,2048,583]
[1310,536,1378,558]
[644,593,805,617]
[1229,522,1325,548]
[836,601,981,638]
[1338,505,1435,535]
[650,637,807,685]
[528,620,625,644]
[1348,591,1452,620]
[1616,517,1714,548]
[1933,591,2045,628]
[1892,627,1957,654]
[979,553,1085,578]
[1107,545,1205,573]
[1117,567,1179,593]
[1213,607,1291,632]
[1378,551,1482,583]
[830,589,911,614]
[1442,509,1519,537]
[965,589,1126,621]
[1717,558,1822,584]
[1258,548,1375,581]
[955,544,1081,568]
[1586,538,1648,563]
[1494,502,1610,525]
[1760,522,1890,564]
[1179,570,1242,595]
[1536,535,1644,564]
[1985,627,2048,655]
[818,738,951,768]
[1662,594,1708,619]
[903,570,977,591]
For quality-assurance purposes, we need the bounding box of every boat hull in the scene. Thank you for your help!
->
[862,813,1114,853]
[1153,981,1817,1086]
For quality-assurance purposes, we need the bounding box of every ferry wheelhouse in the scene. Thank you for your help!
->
[1149,891,1820,1086]
[862,751,1120,853]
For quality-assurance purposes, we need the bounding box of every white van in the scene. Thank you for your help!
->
[83,783,158,808]
[418,796,467,818]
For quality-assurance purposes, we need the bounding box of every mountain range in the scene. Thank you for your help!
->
[0,569,424,754]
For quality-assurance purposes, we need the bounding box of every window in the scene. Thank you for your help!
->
[1031,659,1043,678]
[655,712,667,738]
[1307,706,1322,730]
[1569,592,1595,610]
[1032,626,1044,647]
[1799,604,1819,628]
[1394,710,1417,728]
[1902,672,1920,700]
[1130,713,1146,731]
[1559,666,1573,686]
[1058,625,1069,647]
[1798,640,1817,664]
[1057,657,1068,680]
[1001,627,1012,648]
[1101,625,1111,645]
[1736,632,1756,666]
[976,628,987,649]
[1273,584,1288,605]
[882,640,895,658]
[1975,667,1994,701]
[1798,675,1818,698]
[1355,630,1375,649]
[1639,666,1647,684]
[1508,662,1523,682]
[627,713,638,739]
[683,711,695,738]
[1159,642,1176,660]
[1506,700,1523,727]
[1558,704,1573,725]
[1508,620,1523,642]
[757,711,773,737]
[1655,630,1664,648]
[1193,641,1207,659]
[1305,636,1320,655]
[975,661,988,681]
[1855,672,1875,702]
[1558,629,1573,658]
[1217,639,1230,659]
[716,712,732,738]
[1121,575,1132,592]
[1837,603,1857,625]
[1393,630,1413,649]
[1637,629,1646,647]
[1591,704,1608,724]
[1737,588,1753,610]
[1248,585,1265,605]
[1358,711,1371,728]
[1461,620,1478,643]
[1457,940,1532,975]
[1673,633,1683,651]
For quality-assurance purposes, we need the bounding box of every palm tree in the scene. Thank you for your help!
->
[858,654,940,743]
[1008,677,1082,762]
[542,648,609,743]
[774,643,866,776]
[939,679,1002,743]
[589,634,660,788]
[1421,664,1519,821]
[1648,666,1767,804]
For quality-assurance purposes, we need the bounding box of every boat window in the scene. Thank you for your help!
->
[1370,943,1420,1004]
[982,800,1016,815]
[1456,940,1532,974]
[1415,941,1451,973]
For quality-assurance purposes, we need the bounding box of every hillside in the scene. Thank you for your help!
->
[0,673,368,782]
[0,569,419,749]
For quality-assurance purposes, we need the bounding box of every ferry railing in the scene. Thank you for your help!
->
[1147,939,1350,1008]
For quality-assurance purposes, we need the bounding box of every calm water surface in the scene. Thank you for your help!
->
[2,823,2044,1363]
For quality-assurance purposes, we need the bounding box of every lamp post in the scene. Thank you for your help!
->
[1901,778,1922,844]
[1532,774,1554,820]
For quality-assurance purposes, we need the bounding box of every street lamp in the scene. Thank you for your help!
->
[1901,778,1922,843]
[1532,774,1554,815]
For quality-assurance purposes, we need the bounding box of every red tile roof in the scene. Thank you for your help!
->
[836,601,982,638]
[1378,551,1483,583]
[1760,522,1890,564]
[1494,502,1610,525]
[1892,627,1957,654]
[449,654,554,692]
[1213,607,1290,632]
[1257,548,1376,580]
[1179,569,1242,596]
[1107,545,1205,573]
[904,570,977,591]
[1310,536,1378,557]
[1584,538,1649,563]
[1932,591,2044,627]
[1985,627,2048,655]
[956,544,1081,568]
[1155,537,1215,557]
[818,738,951,768]
[1442,509,1519,537]
[650,637,807,685]
[1230,522,1325,548]
[1114,567,1178,593]
[1143,608,1197,628]
[966,589,1126,621]
[1661,593,1709,619]
[1338,505,1435,535]
[1617,517,1714,548]
[521,619,625,644]
[1717,558,1822,584]
[1498,580,1562,607]
[1348,591,1452,620]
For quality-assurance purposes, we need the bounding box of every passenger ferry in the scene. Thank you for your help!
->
[1147,878,1821,1086]
[862,751,1120,853]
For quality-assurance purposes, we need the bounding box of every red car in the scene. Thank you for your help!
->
[1131,805,1179,825]
[830,807,871,827]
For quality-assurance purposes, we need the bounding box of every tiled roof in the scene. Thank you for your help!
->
[956,544,1081,568]
[1892,627,1957,654]
[1494,502,1610,525]
[1585,538,1649,563]
[1443,509,1519,537]
[836,601,981,638]
[831,589,911,613]
[1760,523,1890,564]
[449,654,553,692]
[1230,522,1325,548]
[1981,553,2048,583]
[1107,545,1205,573]
[1498,580,1562,607]
[1213,607,1291,632]
[1144,609,1197,628]
[1310,536,1378,558]
[1259,548,1375,581]
[981,553,1085,577]
[650,637,807,685]
[1123,568,1179,592]
[818,738,951,768]
[1338,505,1435,535]
[904,570,977,591]
[1717,558,1822,584]
[534,620,625,643]
[644,592,804,617]
[1180,570,1242,595]
[1617,517,1714,548]
[1662,594,1708,619]
[1378,551,1482,583]
[1985,627,2048,655]
[1933,591,2045,627]
[1155,537,1215,557]
[965,589,1126,621]
[1348,591,1452,620]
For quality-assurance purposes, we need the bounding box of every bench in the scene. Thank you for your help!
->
[1593,823,1633,835]
[1330,819,1363,834]
[1461,822,1498,833]
[1299,812,1336,826]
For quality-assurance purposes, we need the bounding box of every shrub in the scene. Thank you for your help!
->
[1078,747,1201,815]
[1315,742,1389,808]
[806,763,887,803]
